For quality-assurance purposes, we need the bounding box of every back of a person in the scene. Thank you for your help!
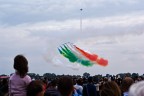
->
[87,83,97,96]
[44,79,60,96]
[121,77,134,96]
[76,89,82,96]
[95,83,100,96]
[100,81,121,96]
[128,81,144,96]
[9,54,31,96]
[9,73,31,96]
[82,77,97,96]
[72,87,82,96]
[27,80,45,96]
[0,78,8,96]
[74,85,83,96]
[58,76,74,96]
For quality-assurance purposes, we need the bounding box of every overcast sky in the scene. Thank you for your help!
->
[0,0,144,76]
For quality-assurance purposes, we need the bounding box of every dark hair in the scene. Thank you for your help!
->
[77,78,83,86]
[58,76,73,96]
[14,54,28,77]
[50,79,57,87]
[100,81,121,96]
[27,80,44,96]
[88,76,93,83]
[121,77,134,92]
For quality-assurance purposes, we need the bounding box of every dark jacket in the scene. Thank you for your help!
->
[83,83,97,96]
[44,88,61,96]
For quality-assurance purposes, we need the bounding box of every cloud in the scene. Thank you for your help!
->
[0,0,144,25]
[0,0,144,75]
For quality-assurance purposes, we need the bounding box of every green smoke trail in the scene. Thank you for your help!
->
[58,45,78,62]
[58,44,94,67]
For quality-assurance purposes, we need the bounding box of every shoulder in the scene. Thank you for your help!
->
[77,85,83,89]
[25,75,31,79]
[23,75,32,83]
[9,73,19,80]
[87,84,96,88]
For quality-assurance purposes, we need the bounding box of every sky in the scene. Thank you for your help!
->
[0,0,144,76]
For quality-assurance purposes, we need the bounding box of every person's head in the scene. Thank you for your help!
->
[14,54,28,77]
[88,76,93,83]
[48,79,57,89]
[128,81,144,96]
[100,81,121,96]
[27,80,45,96]
[121,77,134,92]
[58,76,73,96]
[76,78,83,86]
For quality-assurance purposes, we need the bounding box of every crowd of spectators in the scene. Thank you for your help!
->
[0,54,144,96]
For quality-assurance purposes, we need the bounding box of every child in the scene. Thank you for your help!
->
[9,54,31,96]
